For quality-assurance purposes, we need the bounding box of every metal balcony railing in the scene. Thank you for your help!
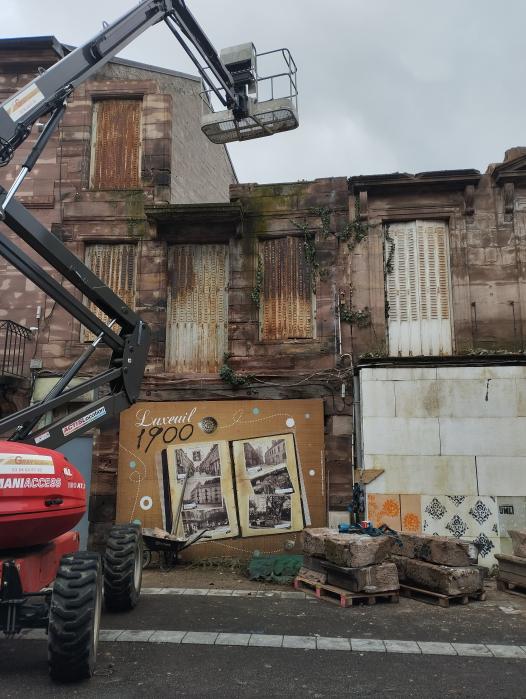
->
[0,320,33,379]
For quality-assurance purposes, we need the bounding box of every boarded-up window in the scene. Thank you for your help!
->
[166,245,228,374]
[260,237,314,340]
[386,220,452,356]
[82,244,137,341]
[91,99,141,189]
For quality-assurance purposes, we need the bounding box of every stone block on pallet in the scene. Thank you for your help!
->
[325,561,399,593]
[302,528,335,557]
[495,553,526,580]
[393,555,483,596]
[509,530,526,558]
[302,555,327,573]
[325,534,393,568]
[395,532,478,567]
[298,567,327,584]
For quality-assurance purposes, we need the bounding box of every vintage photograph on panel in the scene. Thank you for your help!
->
[175,442,221,480]
[232,432,305,537]
[172,442,232,537]
[251,465,294,494]
[248,494,292,529]
[243,436,290,477]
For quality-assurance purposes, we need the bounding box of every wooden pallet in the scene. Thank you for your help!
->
[497,578,526,599]
[294,576,399,608]
[400,583,486,608]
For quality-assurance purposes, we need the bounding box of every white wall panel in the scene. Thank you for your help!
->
[385,367,437,381]
[517,379,526,416]
[383,377,519,419]
[437,379,519,418]
[440,418,526,457]
[361,380,396,417]
[360,365,526,501]
[360,368,389,381]
[363,454,478,495]
[394,381,440,418]
[476,457,526,495]
[363,417,441,456]
[436,365,526,380]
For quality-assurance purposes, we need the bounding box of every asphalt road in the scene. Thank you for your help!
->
[1,591,525,698]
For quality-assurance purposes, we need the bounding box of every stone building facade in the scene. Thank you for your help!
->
[347,149,526,564]
[122,150,526,563]
[1,37,525,559]
[0,35,235,363]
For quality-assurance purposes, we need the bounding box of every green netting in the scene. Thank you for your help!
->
[247,553,303,584]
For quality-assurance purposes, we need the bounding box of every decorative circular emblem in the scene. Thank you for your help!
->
[198,416,218,434]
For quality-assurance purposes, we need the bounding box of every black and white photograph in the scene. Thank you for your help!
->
[182,501,230,536]
[174,442,221,480]
[251,465,294,495]
[243,436,289,478]
[248,494,291,530]
[171,442,233,537]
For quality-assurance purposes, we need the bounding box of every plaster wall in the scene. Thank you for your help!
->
[361,365,526,566]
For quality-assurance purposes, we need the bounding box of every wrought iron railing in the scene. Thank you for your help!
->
[0,320,33,379]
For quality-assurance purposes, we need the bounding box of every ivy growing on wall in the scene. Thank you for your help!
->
[250,255,264,307]
[384,226,396,275]
[311,197,369,251]
[219,353,255,387]
[384,225,395,321]
[289,201,370,292]
[339,302,371,328]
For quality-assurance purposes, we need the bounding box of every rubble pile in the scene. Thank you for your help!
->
[300,528,399,594]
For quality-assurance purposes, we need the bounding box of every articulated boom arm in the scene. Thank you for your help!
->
[0,0,256,450]
[0,0,238,165]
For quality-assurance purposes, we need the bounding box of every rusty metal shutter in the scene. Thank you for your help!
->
[83,244,137,341]
[91,99,141,190]
[386,221,452,356]
[261,237,314,340]
[166,245,228,374]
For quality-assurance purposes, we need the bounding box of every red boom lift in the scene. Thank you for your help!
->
[0,0,298,681]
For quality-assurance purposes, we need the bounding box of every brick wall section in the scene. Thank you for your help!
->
[0,42,236,378]
[228,178,350,372]
[117,177,357,518]
[224,178,354,507]
[100,62,236,204]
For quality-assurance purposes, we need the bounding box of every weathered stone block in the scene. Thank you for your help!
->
[302,528,335,557]
[331,415,353,436]
[393,555,482,595]
[509,530,526,558]
[395,532,478,567]
[302,555,327,573]
[325,561,399,593]
[298,566,327,584]
[495,553,526,580]
[325,534,393,568]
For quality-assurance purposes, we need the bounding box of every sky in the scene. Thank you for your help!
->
[2,0,526,184]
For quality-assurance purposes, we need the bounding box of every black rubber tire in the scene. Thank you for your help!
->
[48,552,102,683]
[104,523,143,611]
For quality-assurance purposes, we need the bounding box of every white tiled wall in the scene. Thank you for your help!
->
[360,365,526,564]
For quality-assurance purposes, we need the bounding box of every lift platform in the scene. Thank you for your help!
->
[200,43,298,143]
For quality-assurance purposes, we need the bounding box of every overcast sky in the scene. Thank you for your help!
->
[3,0,526,183]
